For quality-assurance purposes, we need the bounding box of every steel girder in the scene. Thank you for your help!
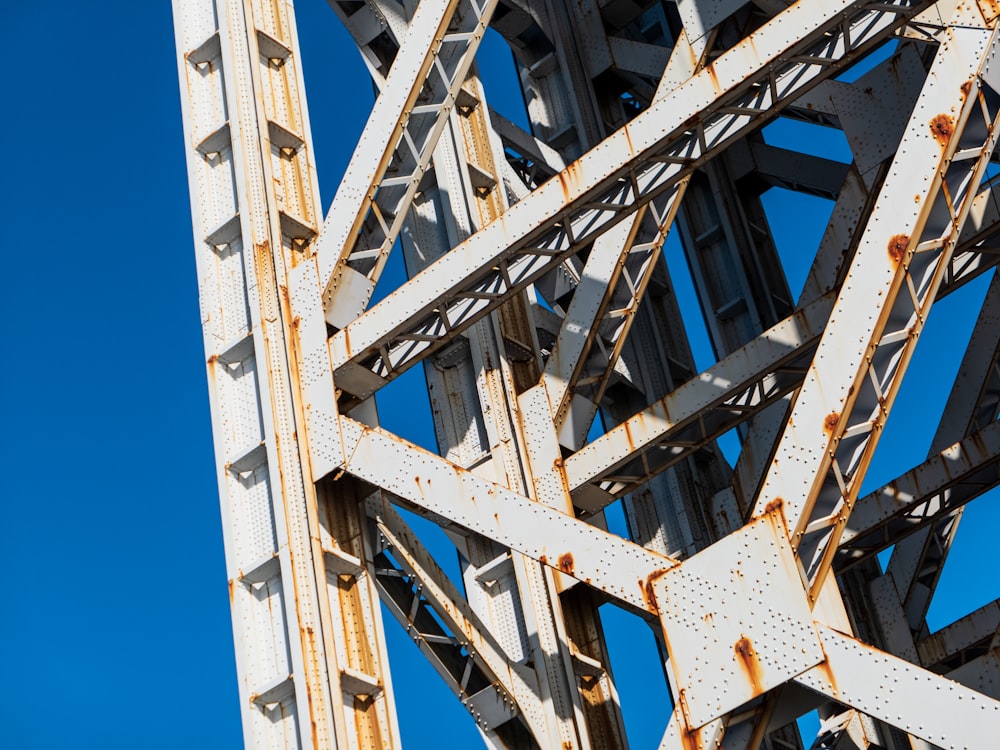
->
[173,0,1000,748]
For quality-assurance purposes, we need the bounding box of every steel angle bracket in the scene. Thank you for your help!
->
[650,505,823,730]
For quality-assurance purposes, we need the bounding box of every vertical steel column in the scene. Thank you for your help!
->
[174,1,400,746]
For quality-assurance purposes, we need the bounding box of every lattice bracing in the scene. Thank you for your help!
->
[173,0,1000,747]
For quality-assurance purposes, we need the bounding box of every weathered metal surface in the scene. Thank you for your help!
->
[173,0,1000,748]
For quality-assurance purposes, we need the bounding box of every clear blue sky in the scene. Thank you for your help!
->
[1,3,996,748]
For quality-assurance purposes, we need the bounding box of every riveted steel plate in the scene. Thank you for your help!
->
[652,509,823,728]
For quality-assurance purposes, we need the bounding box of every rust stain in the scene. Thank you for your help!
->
[717,508,730,528]
[734,636,765,694]
[706,64,720,94]
[823,412,840,435]
[815,657,839,696]
[961,80,973,99]
[888,233,909,265]
[623,123,635,156]
[675,692,703,750]
[976,0,1000,24]
[304,626,320,749]
[929,114,953,147]
[765,497,783,515]
[643,568,672,614]
[539,554,548,565]
[558,552,574,575]
[557,161,583,201]
[680,727,701,750]
[228,579,235,605]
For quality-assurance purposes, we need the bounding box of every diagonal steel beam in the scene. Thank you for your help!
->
[915,597,1000,671]
[565,292,835,510]
[885,269,1000,634]
[537,181,690,451]
[749,19,1000,599]
[794,623,1000,749]
[314,0,499,328]
[364,495,550,743]
[836,418,1000,569]
[335,415,676,615]
[326,0,932,403]
[561,219,1000,515]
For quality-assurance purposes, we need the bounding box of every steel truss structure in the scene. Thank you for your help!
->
[173,0,1000,747]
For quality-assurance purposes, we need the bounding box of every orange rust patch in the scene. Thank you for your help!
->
[680,728,700,750]
[888,234,909,264]
[557,161,583,201]
[539,554,548,565]
[823,412,840,435]
[228,579,235,605]
[623,123,635,156]
[929,114,953,147]
[815,657,839,696]
[734,636,765,693]
[765,497,783,515]
[961,80,973,98]
[977,0,1000,24]
[706,63,720,93]
[558,552,574,575]
[643,568,672,614]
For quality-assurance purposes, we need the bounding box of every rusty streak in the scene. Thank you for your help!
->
[734,636,764,694]
[642,568,672,614]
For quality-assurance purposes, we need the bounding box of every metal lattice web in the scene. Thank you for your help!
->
[173,0,1000,747]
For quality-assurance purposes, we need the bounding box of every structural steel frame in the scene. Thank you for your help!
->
[173,0,1000,747]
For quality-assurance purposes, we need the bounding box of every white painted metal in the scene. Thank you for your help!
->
[315,0,499,326]
[751,15,1000,594]
[795,624,1000,749]
[173,1,1000,748]
[327,0,929,400]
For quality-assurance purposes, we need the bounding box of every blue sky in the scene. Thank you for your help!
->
[1,3,996,748]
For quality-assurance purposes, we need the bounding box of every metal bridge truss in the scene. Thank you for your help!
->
[173,0,1000,747]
